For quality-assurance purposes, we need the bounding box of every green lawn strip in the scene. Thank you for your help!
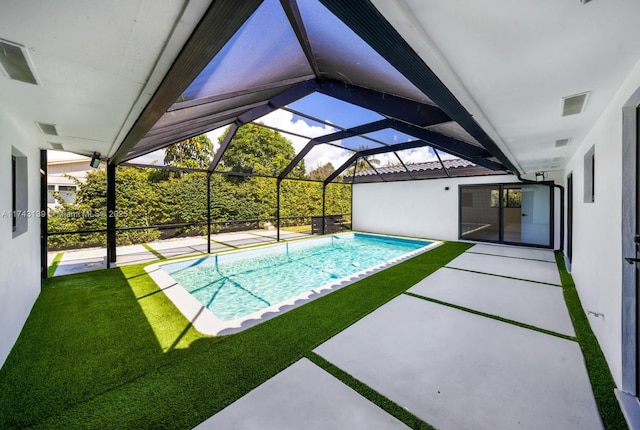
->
[0,241,472,429]
[142,243,166,260]
[208,237,240,249]
[48,252,64,277]
[306,352,434,430]
[465,251,557,264]
[404,291,575,341]
[555,253,626,429]
[444,266,563,287]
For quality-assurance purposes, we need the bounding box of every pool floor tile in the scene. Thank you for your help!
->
[314,295,602,430]
[194,358,410,430]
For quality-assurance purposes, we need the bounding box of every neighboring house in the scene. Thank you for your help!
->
[347,158,506,183]
[46,152,105,209]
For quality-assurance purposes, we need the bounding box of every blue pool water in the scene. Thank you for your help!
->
[162,233,433,321]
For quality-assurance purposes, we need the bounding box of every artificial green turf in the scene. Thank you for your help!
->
[141,244,166,260]
[555,253,627,430]
[0,241,472,429]
[404,291,576,341]
[47,252,64,277]
[306,352,434,430]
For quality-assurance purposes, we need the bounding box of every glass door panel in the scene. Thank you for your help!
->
[459,185,501,241]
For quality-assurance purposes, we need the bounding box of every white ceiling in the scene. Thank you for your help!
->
[370,0,640,173]
[0,0,211,157]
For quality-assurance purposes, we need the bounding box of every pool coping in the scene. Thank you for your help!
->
[145,232,442,336]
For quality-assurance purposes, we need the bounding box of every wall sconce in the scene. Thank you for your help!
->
[90,152,101,168]
[535,171,547,182]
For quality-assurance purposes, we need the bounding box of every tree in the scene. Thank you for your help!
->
[218,124,305,177]
[309,162,335,181]
[164,134,214,169]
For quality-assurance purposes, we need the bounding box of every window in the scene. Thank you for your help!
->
[504,189,522,208]
[47,185,55,204]
[58,185,76,204]
[584,145,595,203]
[12,156,16,232]
[11,147,28,237]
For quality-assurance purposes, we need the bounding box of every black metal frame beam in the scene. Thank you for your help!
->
[40,150,48,281]
[325,139,433,184]
[277,119,390,180]
[112,0,264,165]
[318,0,518,173]
[280,0,321,77]
[106,163,117,266]
[208,122,238,173]
[316,79,451,127]
[169,75,314,112]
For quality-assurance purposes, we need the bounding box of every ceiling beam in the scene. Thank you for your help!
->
[112,0,264,165]
[168,75,315,111]
[314,119,393,143]
[324,139,435,184]
[237,79,316,124]
[277,119,391,180]
[208,122,239,174]
[318,0,518,173]
[280,0,321,77]
[315,78,451,128]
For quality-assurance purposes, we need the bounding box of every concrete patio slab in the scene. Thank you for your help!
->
[314,295,601,430]
[467,243,556,262]
[54,249,106,275]
[446,252,561,285]
[195,358,410,430]
[146,238,210,259]
[408,267,575,336]
[114,244,156,265]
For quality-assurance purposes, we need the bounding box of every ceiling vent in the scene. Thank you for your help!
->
[0,39,38,85]
[562,92,590,116]
[37,122,58,136]
[552,157,564,162]
[555,138,570,147]
[49,142,64,150]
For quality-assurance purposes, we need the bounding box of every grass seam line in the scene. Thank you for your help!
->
[555,252,626,429]
[465,251,556,264]
[47,252,64,277]
[208,238,240,249]
[403,292,576,341]
[443,266,562,287]
[248,232,284,241]
[142,244,167,260]
[305,352,435,430]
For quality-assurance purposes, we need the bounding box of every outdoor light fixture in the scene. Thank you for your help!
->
[90,152,101,168]
[535,171,547,182]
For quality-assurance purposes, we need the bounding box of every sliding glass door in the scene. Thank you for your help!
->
[459,183,552,247]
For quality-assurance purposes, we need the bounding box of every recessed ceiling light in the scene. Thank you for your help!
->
[562,92,590,116]
[37,122,58,136]
[555,138,570,147]
[0,39,38,85]
[49,142,64,150]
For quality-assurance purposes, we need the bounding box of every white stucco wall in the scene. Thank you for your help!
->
[352,174,519,241]
[561,58,640,388]
[0,108,42,367]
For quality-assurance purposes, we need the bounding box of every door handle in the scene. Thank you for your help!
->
[625,257,640,264]
[521,214,528,217]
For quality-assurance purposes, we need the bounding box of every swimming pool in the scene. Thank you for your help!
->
[146,233,440,335]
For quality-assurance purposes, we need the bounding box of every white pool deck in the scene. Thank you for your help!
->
[46,229,311,276]
[195,243,604,430]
